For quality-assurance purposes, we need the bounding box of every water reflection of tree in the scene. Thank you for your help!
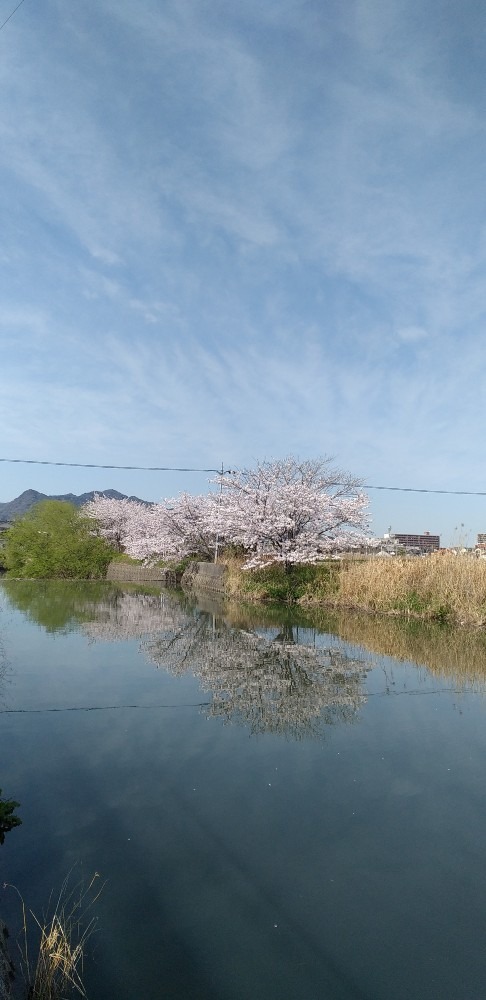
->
[142,616,369,739]
[1,579,121,633]
[0,622,11,708]
[83,590,370,737]
[82,590,187,642]
[2,582,370,738]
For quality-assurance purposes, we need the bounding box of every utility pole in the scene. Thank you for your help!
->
[214,461,224,563]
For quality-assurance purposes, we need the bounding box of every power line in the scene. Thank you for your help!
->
[365,485,486,497]
[0,458,222,473]
[1,456,486,495]
[0,0,26,32]
[0,701,211,714]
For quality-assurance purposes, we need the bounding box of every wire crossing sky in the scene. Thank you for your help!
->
[0,0,26,33]
[2,457,486,497]
[1,0,485,543]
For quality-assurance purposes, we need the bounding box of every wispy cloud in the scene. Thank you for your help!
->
[1,0,486,539]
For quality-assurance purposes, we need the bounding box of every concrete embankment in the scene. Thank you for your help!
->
[181,562,227,593]
[106,562,182,586]
[105,560,227,592]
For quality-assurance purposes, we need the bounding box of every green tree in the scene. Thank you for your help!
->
[3,500,115,579]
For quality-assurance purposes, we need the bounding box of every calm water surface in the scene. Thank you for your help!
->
[1,580,486,999]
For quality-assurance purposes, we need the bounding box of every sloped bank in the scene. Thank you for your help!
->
[106,561,182,586]
[180,562,227,593]
[183,555,486,629]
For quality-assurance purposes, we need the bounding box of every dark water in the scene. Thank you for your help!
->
[1,581,486,999]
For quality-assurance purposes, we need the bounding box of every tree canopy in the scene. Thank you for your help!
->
[211,456,370,568]
[3,500,115,579]
[85,456,371,570]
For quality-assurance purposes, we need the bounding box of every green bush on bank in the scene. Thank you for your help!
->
[226,559,340,604]
[3,500,116,579]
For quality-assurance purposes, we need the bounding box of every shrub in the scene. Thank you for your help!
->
[221,557,340,604]
[3,501,115,579]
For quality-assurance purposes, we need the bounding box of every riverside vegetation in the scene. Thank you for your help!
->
[0,785,100,1000]
[219,551,486,628]
[1,501,115,579]
[3,494,486,627]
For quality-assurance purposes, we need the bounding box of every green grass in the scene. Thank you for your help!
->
[110,552,143,564]
[227,560,340,603]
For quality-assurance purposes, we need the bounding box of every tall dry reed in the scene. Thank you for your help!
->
[333,553,486,626]
[6,870,103,999]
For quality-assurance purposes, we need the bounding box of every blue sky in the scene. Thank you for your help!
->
[1,0,486,544]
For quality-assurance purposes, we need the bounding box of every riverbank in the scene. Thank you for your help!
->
[4,551,486,629]
[217,552,486,628]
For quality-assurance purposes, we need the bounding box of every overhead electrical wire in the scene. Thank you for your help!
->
[0,458,223,473]
[0,456,485,496]
[0,686,461,714]
[0,0,26,32]
[364,485,486,496]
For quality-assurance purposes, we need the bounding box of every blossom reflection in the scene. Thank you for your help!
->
[83,590,370,738]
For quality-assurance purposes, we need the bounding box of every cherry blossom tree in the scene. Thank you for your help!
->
[82,495,145,552]
[84,492,219,563]
[158,492,219,561]
[210,456,371,569]
[84,456,372,570]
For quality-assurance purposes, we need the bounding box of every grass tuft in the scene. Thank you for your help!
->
[5,869,103,999]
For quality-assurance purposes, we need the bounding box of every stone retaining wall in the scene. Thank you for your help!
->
[181,562,227,593]
[106,562,181,586]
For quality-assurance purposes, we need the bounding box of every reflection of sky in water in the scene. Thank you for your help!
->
[2,583,486,1000]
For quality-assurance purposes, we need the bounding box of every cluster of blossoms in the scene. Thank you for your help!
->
[83,456,374,570]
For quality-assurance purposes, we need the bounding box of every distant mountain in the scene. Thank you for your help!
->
[0,489,149,523]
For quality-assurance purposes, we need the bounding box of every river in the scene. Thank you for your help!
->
[1,580,486,1000]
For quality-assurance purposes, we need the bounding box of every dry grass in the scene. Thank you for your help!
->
[218,551,247,597]
[6,870,103,999]
[330,553,486,627]
[219,551,486,628]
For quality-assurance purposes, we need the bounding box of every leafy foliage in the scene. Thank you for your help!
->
[3,501,115,579]
[0,789,21,844]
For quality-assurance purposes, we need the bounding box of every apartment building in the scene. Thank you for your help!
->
[386,531,440,553]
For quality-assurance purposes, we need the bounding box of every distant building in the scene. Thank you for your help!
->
[389,531,440,553]
[475,534,486,556]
